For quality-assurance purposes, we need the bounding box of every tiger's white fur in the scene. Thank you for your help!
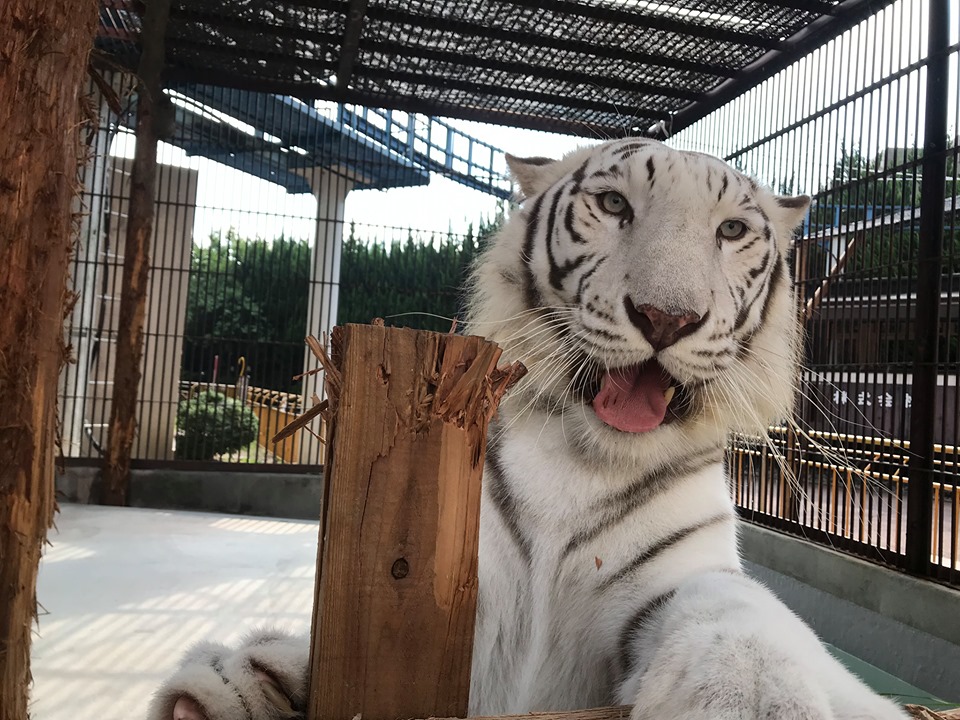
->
[150,139,906,720]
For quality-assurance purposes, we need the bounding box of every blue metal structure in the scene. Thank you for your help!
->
[137,85,429,193]
[336,106,512,199]
[122,84,511,198]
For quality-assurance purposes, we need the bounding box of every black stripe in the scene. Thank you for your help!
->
[614,141,651,159]
[646,157,656,183]
[565,203,588,244]
[618,591,676,676]
[543,184,566,291]
[574,256,606,305]
[521,194,546,309]
[599,513,730,591]
[550,251,593,293]
[740,204,769,222]
[692,347,732,358]
[758,254,784,328]
[733,298,752,331]
[575,333,625,356]
[588,326,626,341]
[485,440,532,564]
[211,658,256,720]
[747,249,771,280]
[561,448,723,560]
[584,197,602,224]
[571,159,589,188]
[735,237,759,254]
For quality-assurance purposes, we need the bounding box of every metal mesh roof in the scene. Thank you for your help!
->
[99,0,893,138]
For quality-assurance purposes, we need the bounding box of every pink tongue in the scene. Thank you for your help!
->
[592,364,671,433]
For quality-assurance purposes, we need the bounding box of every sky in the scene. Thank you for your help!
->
[111,118,589,245]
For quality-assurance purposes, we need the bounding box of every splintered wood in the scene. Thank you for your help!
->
[304,324,524,720]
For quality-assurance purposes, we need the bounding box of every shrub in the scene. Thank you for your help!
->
[176,390,259,460]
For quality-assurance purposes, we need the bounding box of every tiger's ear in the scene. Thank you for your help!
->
[506,154,561,199]
[773,194,811,233]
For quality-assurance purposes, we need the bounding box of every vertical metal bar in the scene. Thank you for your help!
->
[905,0,950,575]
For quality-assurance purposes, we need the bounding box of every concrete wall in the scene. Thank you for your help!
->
[61,159,198,461]
[58,465,322,521]
[740,522,960,700]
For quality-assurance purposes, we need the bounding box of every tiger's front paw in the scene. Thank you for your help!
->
[630,643,835,720]
[146,629,309,720]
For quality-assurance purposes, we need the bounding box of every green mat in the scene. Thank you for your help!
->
[826,644,959,711]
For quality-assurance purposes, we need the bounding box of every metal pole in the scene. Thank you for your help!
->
[905,0,950,575]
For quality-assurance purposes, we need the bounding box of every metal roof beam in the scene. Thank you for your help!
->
[336,0,368,90]
[168,10,703,103]
[667,0,897,135]
[282,0,738,78]
[357,67,673,121]
[169,7,337,47]
[361,37,702,102]
[759,0,839,14]
[166,36,336,80]
[164,65,636,137]
[363,4,736,78]
[496,0,782,50]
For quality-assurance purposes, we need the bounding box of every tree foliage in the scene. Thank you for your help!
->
[810,142,960,280]
[183,229,312,392]
[176,390,259,460]
[804,142,960,365]
[338,214,502,331]
[182,212,503,392]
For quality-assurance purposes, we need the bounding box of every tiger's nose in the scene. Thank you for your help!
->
[623,298,706,351]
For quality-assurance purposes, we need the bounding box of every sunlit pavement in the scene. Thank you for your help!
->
[29,504,953,719]
[30,503,318,720]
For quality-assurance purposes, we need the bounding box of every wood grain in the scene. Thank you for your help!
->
[0,1,100,716]
[309,324,517,720]
[425,707,634,720]
[101,0,172,505]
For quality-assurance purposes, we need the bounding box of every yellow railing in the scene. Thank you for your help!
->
[729,427,959,570]
[182,382,324,464]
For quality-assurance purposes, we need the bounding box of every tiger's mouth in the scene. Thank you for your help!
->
[585,359,690,433]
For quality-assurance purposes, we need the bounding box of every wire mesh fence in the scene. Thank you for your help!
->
[671,0,959,586]
[74,0,960,587]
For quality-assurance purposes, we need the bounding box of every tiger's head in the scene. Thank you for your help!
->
[467,138,810,465]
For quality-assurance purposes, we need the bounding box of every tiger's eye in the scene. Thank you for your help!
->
[599,191,628,214]
[718,220,747,240]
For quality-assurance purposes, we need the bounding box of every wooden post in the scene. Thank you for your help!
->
[101,0,172,504]
[308,324,523,720]
[0,1,100,717]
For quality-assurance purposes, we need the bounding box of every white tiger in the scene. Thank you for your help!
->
[150,139,907,720]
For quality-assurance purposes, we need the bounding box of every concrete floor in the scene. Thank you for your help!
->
[30,503,318,720]
[29,504,953,719]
